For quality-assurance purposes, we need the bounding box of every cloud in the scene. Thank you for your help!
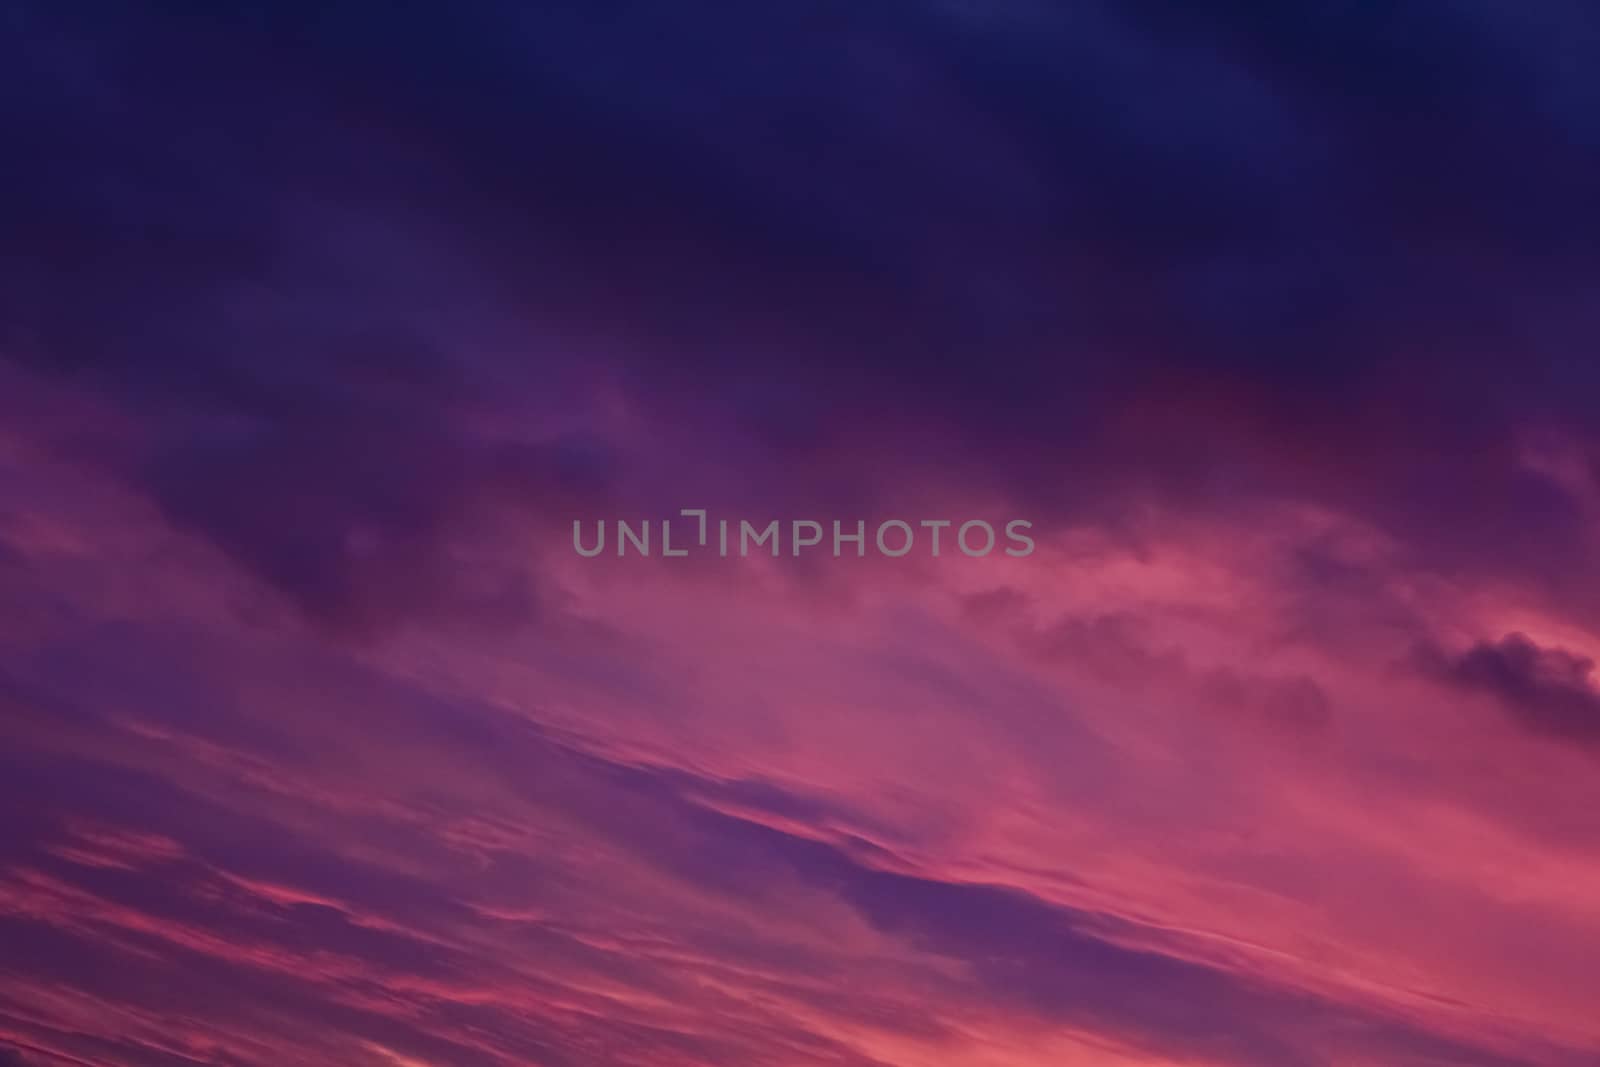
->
[3,4,1600,1066]
[1419,633,1600,748]
[6,0,1600,621]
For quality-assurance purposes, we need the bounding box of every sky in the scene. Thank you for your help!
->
[3,2,1600,1065]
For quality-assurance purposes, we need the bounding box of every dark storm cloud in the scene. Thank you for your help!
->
[0,1,625,630]
[1419,633,1600,749]
[4,0,1600,618]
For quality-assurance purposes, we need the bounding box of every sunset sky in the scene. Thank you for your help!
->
[3,3,1600,1065]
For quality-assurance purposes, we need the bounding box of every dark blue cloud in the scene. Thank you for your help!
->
[4,0,1600,622]
[1419,633,1600,749]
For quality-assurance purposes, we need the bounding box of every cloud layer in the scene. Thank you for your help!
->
[3,2,1600,1065]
